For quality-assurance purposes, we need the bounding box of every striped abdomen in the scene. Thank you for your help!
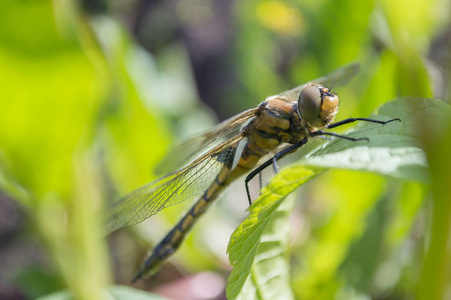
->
[132,148,238,281]
[133,96,304,281]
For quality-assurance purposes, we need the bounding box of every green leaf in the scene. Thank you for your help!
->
[36,286,168,300]
[0,2,111,299]
[227,166,324,300]
[299,97,445,183]
[107,286,168,300]
[227,97,444,298]
[415,99,451,299]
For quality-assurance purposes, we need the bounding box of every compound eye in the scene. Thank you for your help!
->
[298,85,322,123]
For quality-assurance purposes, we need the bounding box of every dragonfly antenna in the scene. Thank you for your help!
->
[329,77,339,93]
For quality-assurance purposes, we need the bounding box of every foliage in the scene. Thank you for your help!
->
[35,285,166,300]
[226,97,449,299]
[0,0,450,299]
[227,167,320,300]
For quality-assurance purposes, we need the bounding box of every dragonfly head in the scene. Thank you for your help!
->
[297,83,339,127]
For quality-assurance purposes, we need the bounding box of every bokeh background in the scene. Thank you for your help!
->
[0,0,450,299]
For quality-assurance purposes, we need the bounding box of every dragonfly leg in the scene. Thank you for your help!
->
[258,171,263,193]
[326,117,400,129]
[245,137,308,206]
[310,130,370,142]
[272,156,280,174]
[244,117,400,205]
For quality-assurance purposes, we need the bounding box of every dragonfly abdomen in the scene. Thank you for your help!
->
[132,151,236,281]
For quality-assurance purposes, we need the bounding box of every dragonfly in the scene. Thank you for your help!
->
[105,64,400,282]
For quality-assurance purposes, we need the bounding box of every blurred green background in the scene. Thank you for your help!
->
[0,0,450,299]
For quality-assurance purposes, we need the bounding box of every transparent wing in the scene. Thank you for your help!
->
[156,63,358,174]
[155,107,258,175]
[281,63,360,101]
[105,133,244,234]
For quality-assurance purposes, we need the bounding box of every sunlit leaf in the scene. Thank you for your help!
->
[227,97,442,298]
[227,166,323,300]
[107,286,168,300]
[35,286,168,300]
[0,2,110,299]
[299,97,443,182]
[415,98,451,299]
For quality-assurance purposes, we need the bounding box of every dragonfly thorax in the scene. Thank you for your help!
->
[236,97,304,171]
[297,83,339,128]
